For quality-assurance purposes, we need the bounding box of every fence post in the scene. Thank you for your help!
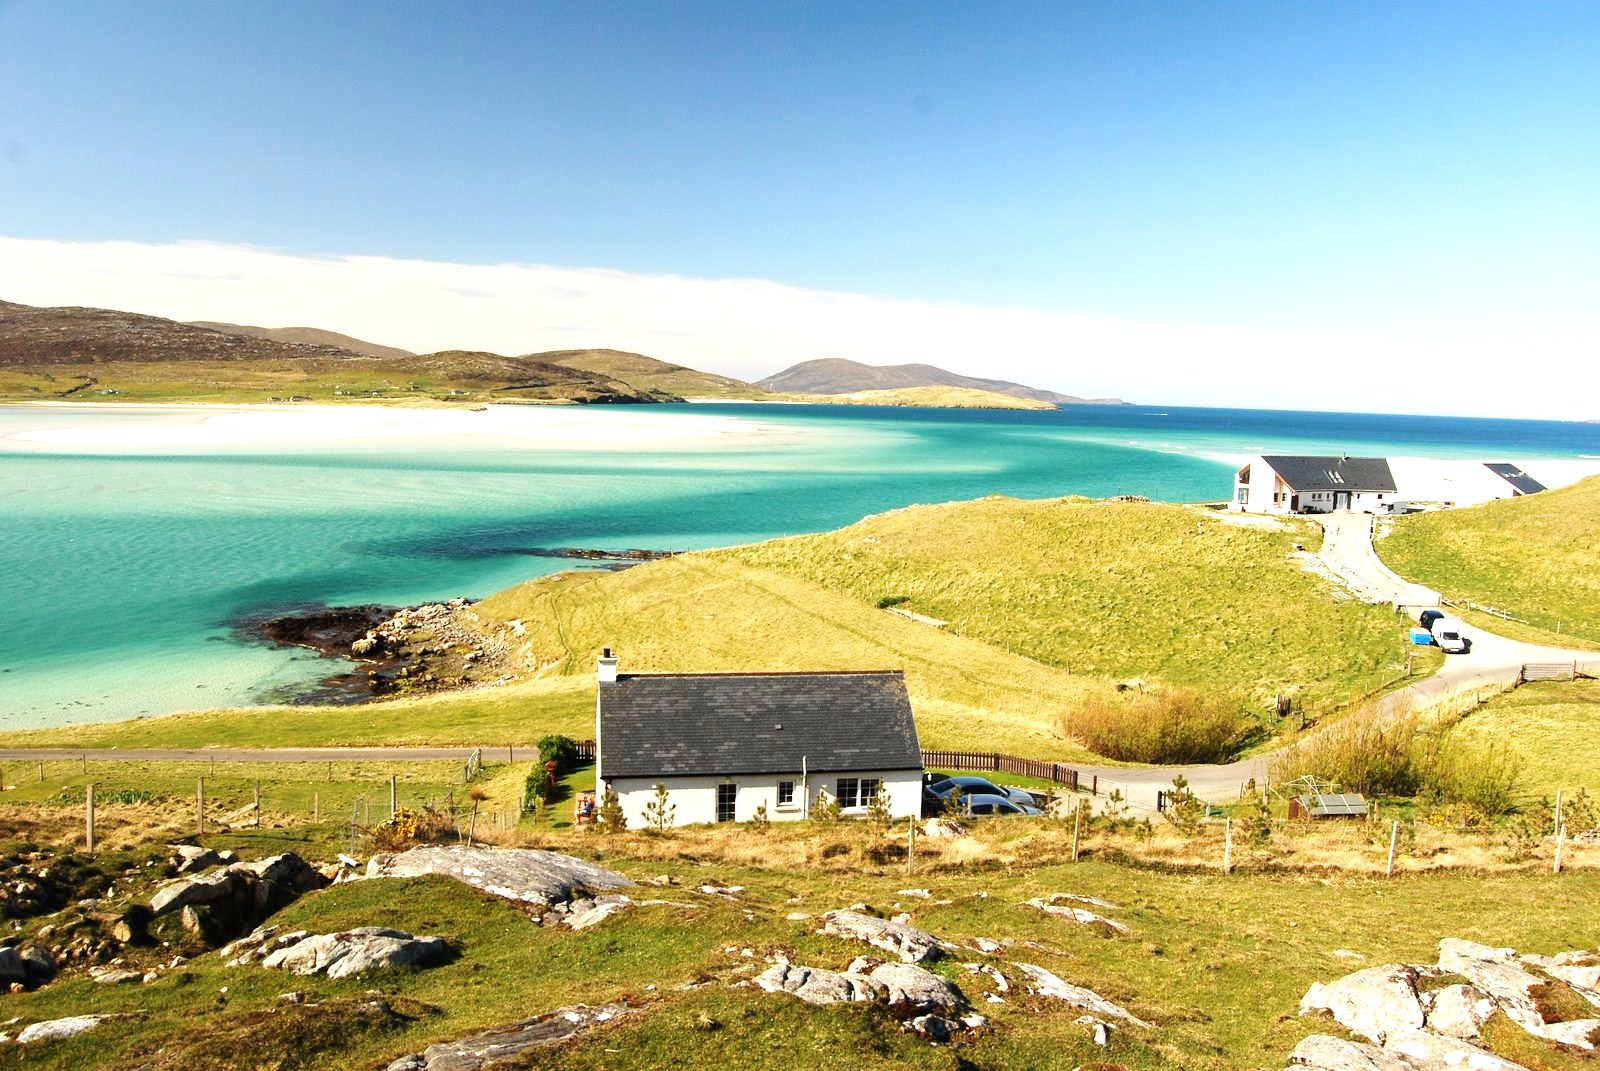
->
[1386,820,1399,877]
[85,782,96,856]
[1071,801,1082,862]
[1555,823,1566,875]
[253,780,261,828]
[390,775,398,818]
[1092,774,1097,795]
[39,762,44,782]
[197,778,205,837]
[906,816,916,876]
[1223,817,1232,876]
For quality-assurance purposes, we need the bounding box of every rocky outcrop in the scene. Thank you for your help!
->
[755,963,880,1005]
[819,910,942,963]
[755,958,969,1040]
[1293,939,1600,1071]
[146,852,327,946]
[259,928,451,979]
[383,1002,636,1070]
[865,962,966,1019]
[366,846,631,906]
[15,1014,111,1045]
[1023,898,1130,933]
[1014,963,1150,1026]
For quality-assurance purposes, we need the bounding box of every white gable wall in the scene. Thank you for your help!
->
[607,769,921,829]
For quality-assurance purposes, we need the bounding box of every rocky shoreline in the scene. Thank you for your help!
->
[243,598,514,704]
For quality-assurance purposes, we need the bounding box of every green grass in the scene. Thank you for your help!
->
[717,496,1412,712]
[1450,680,1600,799]
[1377,476,1600,648]
[2,839,1596,1071]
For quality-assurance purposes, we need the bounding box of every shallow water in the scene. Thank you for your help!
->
[3,402,1597,728]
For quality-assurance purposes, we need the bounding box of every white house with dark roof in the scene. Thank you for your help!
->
[1232,455,1401,515]
[594,651,924,828]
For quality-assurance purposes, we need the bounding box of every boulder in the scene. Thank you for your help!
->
[1422,983,1496,1040]
[18,946,55,983]
[260,928,450,979]
[366,846,631,906]
[16,1015,109,1044]
[171,845,222,874]
[91,968,143,986]
[1383,1027,1530,1071]
[0,947,23,984]
[1288,1034,1413,1071]
[149,869,241,915]
[911,1014,962,1041]
[1299,964,1424,1044]
[754,963,879,1005]
[864,962,966,1018]
[1014,963,1150,1027]
[564,894,634,932]
[819,910,941,963]
[386,1002,636,1070]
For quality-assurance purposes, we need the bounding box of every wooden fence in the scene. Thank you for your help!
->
[921,749,1080,791]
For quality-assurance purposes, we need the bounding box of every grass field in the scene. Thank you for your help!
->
[1377,475,1600,648]
[1,819,1595,1071]
[1450,679,1600,799]
[718,496,1411,712]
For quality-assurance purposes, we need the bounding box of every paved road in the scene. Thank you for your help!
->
[1316,511,1440,606]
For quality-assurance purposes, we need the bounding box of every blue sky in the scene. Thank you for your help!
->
[1,2,1597,415]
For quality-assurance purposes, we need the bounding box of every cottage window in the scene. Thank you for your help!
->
[860,778,881,803]
[835,778,859,809]
[716,783,737,823]
[1236,487,1249,505]
[776,780,795,808]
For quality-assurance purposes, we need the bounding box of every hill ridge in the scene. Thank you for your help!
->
[756,357,1126,406]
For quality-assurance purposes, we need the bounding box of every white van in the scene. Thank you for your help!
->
[1430,617,1469,654]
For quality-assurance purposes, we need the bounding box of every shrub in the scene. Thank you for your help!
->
[875,595,910,609]
[642,783,676,833]
[866,790,892,831]
[812,788,842,824]
[537,734,580,774]
[1060,687,1250,764]
[1163,775,1203,835]
[368,805,453,850]
[596,787,625,833]
[749,801,770,831]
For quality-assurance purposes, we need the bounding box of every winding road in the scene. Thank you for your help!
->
[3,513,1595,811]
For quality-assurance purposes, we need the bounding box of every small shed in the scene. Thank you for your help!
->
[1289,791,1369,820]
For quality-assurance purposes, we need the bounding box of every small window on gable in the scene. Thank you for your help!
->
[777,780,795,807]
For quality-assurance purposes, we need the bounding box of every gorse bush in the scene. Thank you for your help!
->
[1060,687,1250,764]
[1269,702,1525,816]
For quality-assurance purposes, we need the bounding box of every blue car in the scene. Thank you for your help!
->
[925,775,1040,812]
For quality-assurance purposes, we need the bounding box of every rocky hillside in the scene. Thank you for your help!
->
[535,348,769,400]
[186,321,417,361]
[0,300,370,365]
[756,357,1127,406]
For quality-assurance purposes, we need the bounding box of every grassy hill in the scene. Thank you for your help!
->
[1450,679,1600,798]
[716,496,1408,712]
[756,357,1127,405]
[1377,475,1600,646]
[781,385,1056,410]
[185,321,417,361]
[535,348,769,400]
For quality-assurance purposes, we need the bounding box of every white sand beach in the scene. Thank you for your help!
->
[1387,456,1600,504]
[1,401,796,451]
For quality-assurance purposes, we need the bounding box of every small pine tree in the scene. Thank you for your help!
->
[865,788,892,831]
[1243,792,1274,846]
[813,788,842,824]
[940,786,967,820]
[596,786,626,833]
[749,801,771,831]
[1164,774,1202,835]
[642,783,676,833]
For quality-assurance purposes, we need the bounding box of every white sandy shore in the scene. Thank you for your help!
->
[1387,456,1600,503]
[1,401,795,450]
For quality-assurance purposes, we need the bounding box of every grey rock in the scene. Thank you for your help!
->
[755,963,880,1005]
[180,905,203,933]
[149,869,240,915]
[865,962,966,1018]
[1288,1034,1413,1071]
[1299,964,1423,1044]
[0,947,22,984]
[564,894,634,932]
[910,1014,962,1041]
[1014,963,1150,1027]
[1422,983,1495,1040]
[1024,898,1130,933]
[172,845,222,874]
[16,1015,109,1044]
[231,853,324,893]
[366,846,631,906]
[260,928,449,979]
[395,1002,636,1070]
[91,968,143,985]
[18,946,55,981]
[1383,1027,1530,1071]
[1048,892,1120,910]
[819,909,941,963]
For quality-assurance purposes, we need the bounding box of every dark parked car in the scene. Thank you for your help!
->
[961,793,1043,817]
[923,775,1040,816]
[1418,608,1445,630]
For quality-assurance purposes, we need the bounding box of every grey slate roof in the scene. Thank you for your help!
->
[598,670,922,778]
[1484,463,1546,495]
[1259,455,1397,493]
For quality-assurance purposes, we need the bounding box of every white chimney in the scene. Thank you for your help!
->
[597,647,618,685]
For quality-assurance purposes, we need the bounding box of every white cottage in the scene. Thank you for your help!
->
[594,652,924,828]
[1232,455,1401,515]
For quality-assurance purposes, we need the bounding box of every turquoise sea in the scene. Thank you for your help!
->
[4,402,1599,729]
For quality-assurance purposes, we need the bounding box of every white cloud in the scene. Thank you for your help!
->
[0,236,1592,418]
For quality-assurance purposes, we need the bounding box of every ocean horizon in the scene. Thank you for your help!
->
[4,400,1599,729]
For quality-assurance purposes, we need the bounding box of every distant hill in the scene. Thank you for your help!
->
[186,321,415,361]
[784,386,1056,410]
[535,348,768,400]
[756,358,1126,406]
[0,299,675,405]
